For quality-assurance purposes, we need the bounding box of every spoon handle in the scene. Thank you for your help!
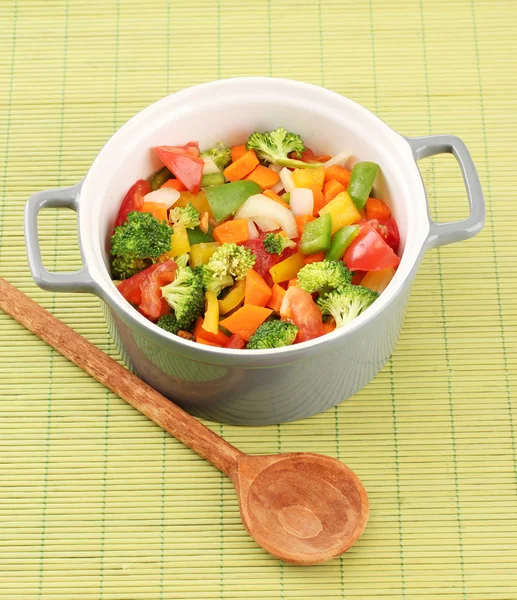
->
[0,277,243,476]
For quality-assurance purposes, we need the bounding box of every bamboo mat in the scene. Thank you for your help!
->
[1,1,516,598]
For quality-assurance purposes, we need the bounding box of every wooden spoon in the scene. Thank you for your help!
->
[0,277,369,565]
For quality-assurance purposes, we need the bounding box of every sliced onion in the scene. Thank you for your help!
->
[247,218,259,239]
[235,193,297,238]
[253,216,279,232]
[290,188,314,216]
[323,152,351,168]
[143,187,181,208]
[280,167,296,192]
[202,157,221,174]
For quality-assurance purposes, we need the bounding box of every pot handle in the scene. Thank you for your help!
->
[25,181,97,293]
[406,135,485,249]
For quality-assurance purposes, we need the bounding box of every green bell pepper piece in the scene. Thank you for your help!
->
[299,213,332,255]
[281,192,291,204]
[201,172,226,187]
[187,225,214,244]
[148,166,172,191]
[205,180,261,223]
[347,161,379,210]
[325,225,360,261]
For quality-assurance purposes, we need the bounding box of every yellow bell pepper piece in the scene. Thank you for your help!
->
[166,225,190,258]
[318,191,361,234]
[269,253,305,284]
[202,291,219,335]
[189,242,220,267]
[218,279,246,315]
[176,190,213,217]
[361,267,396,293]
[292,166,325,190]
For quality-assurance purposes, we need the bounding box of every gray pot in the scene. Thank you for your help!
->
[24,78,484,425]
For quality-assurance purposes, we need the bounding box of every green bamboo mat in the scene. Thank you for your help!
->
[1,0,516,598]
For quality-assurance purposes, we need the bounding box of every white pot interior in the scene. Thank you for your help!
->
[80,78,429,347]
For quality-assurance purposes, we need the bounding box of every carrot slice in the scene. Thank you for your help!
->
[244,269,273,307]
[160,178,187,191]
[213,219,249,244]
[303,251,325,264]
[193,317,229,346]
[219,305,272,340]
[295,214,315,237]
[231,144,247,162]
[266,283,286,313]
[324,165,351,187]
[263,189,290,209]
[323,179,346,204]
[140,202,168,222]
[244,165,280,190]
[365,197,391,220]
[223,150,259,182]
[196,337,222,348]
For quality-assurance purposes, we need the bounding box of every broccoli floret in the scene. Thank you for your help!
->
[111,256,152,280]
[197,264,234,297]
[201,143,232,171]
[263,232,297,255]
[247,321,299,350]
[246,127,322,170]
[111,211,173,264]
[297,260,352,295]
[156,313,182,335]
[170,203,201,229]
[161,266,205,329]
[207,243,256,281]
[174,253,190,269]
[316,284,379,329]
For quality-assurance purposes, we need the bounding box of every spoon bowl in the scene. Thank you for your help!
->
[234,453,369,564]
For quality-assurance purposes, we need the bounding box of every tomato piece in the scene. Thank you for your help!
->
[154,143,204,194]
[224,333,246,349]
[117,261,177,319]
[344,223,400,272]
[113,179,151,229]
[290,147,316,163]
[282,286,324,343]
[368,218,400,253]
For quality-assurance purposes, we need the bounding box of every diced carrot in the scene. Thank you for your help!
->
[366,197,391,220]
[244,269,272,307]
[315,154,332,162]
[287,278,298,288]
[160,178,187,192]
[231,144,247,162]
[324,165,351,187]
[266,283,286,313]
[224,333,246,349]
[359,208,367,219]
[303,251,325,264]
[263,189,290,209]
[219,305,273,341]
[295,214,315,237]
[323,179,346,204]
[223,150,259,182]
[307,184,325,215]
[141,202,168,222]
[196,337,222,348]
[244,165,280,190]
[213,219,249,244]
[322,319,336,334]
[194,317,229,346]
